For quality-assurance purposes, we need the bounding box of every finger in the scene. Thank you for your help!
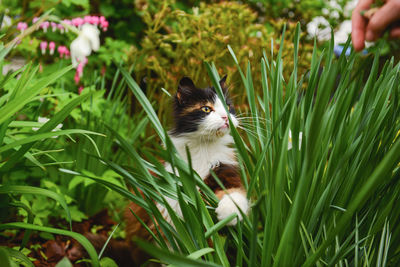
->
[390,26,400,38]
[352,0,374,51]
[366,1,400,41]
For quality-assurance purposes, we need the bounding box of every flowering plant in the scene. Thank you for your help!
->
[11,14,109,92]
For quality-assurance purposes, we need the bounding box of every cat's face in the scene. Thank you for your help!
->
[171,76,238,139]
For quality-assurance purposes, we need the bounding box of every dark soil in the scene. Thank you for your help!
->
[0,209,117,267]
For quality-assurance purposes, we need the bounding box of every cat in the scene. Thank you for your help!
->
[86,76,250,266]
[156,76,250,226]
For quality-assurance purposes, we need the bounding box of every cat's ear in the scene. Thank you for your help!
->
[177,77,196,105]
[219,75,228,95]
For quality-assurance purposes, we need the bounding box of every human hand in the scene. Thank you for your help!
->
[352,0,400,51]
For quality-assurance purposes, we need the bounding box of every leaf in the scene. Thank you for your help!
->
[55,257,73,267]
[0,185,72,230]
[0,66,73,125]
[119,67,166,143]
[135,239,221,267]
[0,247,34,267]
[99,257,118,267]
[187,248,215,260]
[0,129,103,154]
[0,247,12,267]
[0,92,93,172]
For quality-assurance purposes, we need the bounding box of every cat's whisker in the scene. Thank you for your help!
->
[238,123,270,133]
[237,126,268,139]
[236,117,271,122]
[237,122,271,132]
[237,129,265,140]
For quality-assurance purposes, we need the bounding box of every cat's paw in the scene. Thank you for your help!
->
[215,192,249,226]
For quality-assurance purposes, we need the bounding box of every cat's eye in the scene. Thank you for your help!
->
[201,106,212,113]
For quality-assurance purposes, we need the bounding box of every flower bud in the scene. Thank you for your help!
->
[51,22,57,32]
[40,41,47,54]
[58,46,65,58]
[17,22,28,32]
[41,21,49,32]
[49,41,55,55]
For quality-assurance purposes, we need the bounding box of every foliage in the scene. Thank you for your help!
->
[73,27,400,266]
[0,41,104,265]
[131,1,314,119]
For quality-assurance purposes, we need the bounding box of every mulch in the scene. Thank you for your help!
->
[0,209,117,267]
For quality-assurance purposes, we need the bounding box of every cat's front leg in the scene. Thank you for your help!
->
[215,190,249,226]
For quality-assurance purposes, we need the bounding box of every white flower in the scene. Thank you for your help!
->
[344,0,358,18]
[334,20,352,45]
[328,0,341,10]
[307,16,331,42]
[33,117,63,134]
[288,130,303,150]
[70,24,100,67]
[331,10,340,19]
[1,15,12,29]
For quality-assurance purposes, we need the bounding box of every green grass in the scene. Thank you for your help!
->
[87,25,400,266]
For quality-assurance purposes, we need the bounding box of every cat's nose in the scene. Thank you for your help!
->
[221,115,228,122]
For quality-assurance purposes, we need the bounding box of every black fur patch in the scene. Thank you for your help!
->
[171,77,235,135]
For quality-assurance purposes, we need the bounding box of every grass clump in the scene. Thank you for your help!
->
[90,25,400,266]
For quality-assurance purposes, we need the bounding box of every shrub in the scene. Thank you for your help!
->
[131,1,314,119]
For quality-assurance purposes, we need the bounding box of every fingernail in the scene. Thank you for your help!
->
[366,31,374,41]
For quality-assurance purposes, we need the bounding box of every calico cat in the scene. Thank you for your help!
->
[156,76,250,226]
[86,76,250,266]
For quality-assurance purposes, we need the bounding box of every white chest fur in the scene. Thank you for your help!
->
[168,134,237,179]
[158,133,238,225]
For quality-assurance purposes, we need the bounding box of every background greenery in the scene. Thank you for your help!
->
[1,0,400,266]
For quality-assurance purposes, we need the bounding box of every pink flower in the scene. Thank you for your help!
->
[32,17,39,24]
[99,16,106,23]
[77,63,84,75]
[41,21,50,32]
[74,71,80,84]
[64,48,70,58]
[62,19,71,25]
[17,22,28,32]
[78,86,84,94]
[101,20,108,31]
[82,57,88,66]
[58,46,66,58]
[49,41,55,55]
[74,58,88,83]
[51,22,57,32]
[40,41,47,54]
[84,15,92,24]
[76,60,86,77]
[57,23,64,33]
[91,16,99,25]
[62,19,71,32]
[72,17,84,28]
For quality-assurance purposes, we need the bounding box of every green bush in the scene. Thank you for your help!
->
[0,41,101,266]
[131,1,314,120]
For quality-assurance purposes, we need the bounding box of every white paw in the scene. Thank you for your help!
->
[215,192,249,226]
